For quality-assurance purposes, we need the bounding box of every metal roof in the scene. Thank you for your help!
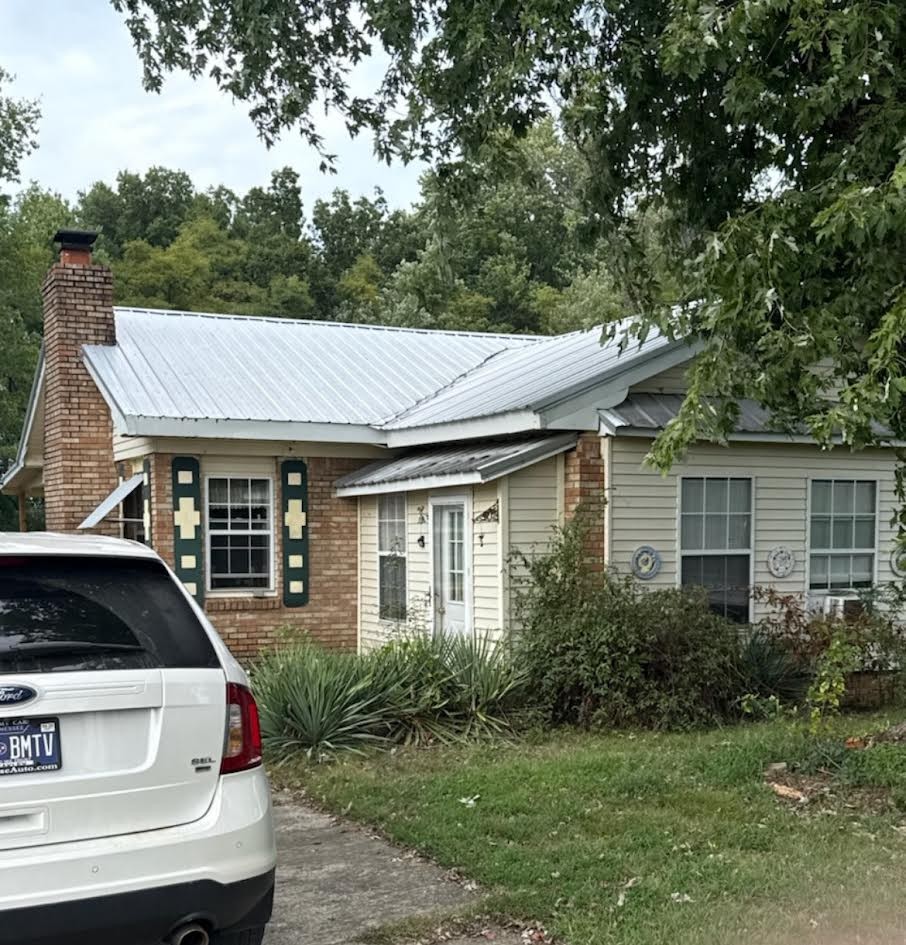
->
[335,434,578,496]
[381,322,676,430]
[599,393,895,440]
[83,308,539,431]
[599,394,778,434]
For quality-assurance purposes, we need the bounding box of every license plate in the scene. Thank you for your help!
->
[0,718,61,776]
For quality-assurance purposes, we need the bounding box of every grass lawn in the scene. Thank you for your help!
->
[277,712,906,945]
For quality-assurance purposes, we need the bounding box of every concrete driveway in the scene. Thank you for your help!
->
[264,795,523,945]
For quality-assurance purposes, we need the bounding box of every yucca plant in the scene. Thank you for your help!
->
[444,633,529,737]
[252,643,396,762]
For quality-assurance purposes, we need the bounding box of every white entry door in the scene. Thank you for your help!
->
[432,500,469,636]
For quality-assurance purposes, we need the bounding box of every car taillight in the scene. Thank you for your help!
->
[220,682,263,775]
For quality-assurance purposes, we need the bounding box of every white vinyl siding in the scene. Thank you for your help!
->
[629,362,691,395]
[608,437,898,620]
[505,456,560,628]
[358,458,560,650]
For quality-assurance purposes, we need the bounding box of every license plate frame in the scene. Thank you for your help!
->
[0,717,62,777]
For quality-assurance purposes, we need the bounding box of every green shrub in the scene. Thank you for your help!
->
[252,631,528,762]
[736,630,811,706]
[252,642,395,761]
[513,511,744,729]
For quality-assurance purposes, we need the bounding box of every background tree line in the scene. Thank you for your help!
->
[0,119,637,528]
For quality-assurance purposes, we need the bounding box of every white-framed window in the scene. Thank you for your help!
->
[378,493,407,620]
[680,476,752,622]
[206,476,274,591]
[809,479,876,590]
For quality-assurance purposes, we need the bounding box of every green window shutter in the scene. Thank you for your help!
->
[171,457,204,603]
[281,459,309,607]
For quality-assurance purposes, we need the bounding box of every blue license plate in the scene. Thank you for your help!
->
[0,718,61,776]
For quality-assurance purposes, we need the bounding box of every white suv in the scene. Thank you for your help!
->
[0,533,277,945]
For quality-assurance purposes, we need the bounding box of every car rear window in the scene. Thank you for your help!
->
[0,556,220,674]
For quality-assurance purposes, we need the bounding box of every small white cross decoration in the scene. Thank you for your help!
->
[284,499,307,539]
[173,496,201,540]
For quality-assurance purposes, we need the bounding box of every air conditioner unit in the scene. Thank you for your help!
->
[823,593,864,620]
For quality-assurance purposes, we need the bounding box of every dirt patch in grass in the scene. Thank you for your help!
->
[765,768,896,816]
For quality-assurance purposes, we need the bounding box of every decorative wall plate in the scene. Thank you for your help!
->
[766,545,795,579]
[631,545,661,580]
[890,548,906,579]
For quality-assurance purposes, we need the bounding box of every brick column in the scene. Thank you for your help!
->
[42,233,118,534]
[564,433,605,568]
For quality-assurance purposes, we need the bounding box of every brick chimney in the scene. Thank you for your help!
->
[42,230,119,533]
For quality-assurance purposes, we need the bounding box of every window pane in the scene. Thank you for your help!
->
[810,554,828,589]
[681,556,703,586]
[832,517,853,550]
[680,514,702,550]
[209,479,228,505]
[811,481,831,515]
[830,555,851,588]
[855,481,876,514]
[728,514,750,549]
[701,555,725,588]
[729,479,751,513]
[682,479,704,514]
[853,517,875,549]
[705,514,727,550]
[851,554,873,586]
[705,479,728,514]
[250,479,269,504]
[230,479,250,506]
[378,495,407,554]
[833,480,853,515]
[681,554,749,623]
[379,555,407,620]
[811,516,831,549]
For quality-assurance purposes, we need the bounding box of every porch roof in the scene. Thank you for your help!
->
[335,434,577,496]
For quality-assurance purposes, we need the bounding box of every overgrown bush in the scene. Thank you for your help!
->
[752,587,906,726]
[512,512,745,729]
[251,632,528,762]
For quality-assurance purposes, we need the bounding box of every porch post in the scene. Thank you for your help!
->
[17,493,27,532]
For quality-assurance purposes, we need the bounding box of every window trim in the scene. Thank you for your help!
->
[806,476,880,594]
[676,473,755,622]
[204,474,276,596]
[377,492,409,623]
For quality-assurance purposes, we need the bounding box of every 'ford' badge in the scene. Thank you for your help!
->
[0,685,38,707]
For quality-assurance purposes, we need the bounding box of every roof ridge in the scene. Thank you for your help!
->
[112,306,546,342]
[376,344,520,427]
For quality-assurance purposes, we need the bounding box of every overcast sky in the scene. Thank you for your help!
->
[0,3,425,208]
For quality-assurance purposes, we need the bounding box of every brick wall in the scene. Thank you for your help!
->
[147,451,362,659]
[564,433,605,568]
[42,263,119,534]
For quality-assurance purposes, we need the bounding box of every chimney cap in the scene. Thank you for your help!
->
[53,229,98,251]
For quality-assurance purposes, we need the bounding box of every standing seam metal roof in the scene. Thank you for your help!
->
[381,321,674,429]
[83,308,541,427]
[335,434,578,492]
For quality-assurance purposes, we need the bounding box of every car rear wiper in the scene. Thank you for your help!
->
[4,641,146,655]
